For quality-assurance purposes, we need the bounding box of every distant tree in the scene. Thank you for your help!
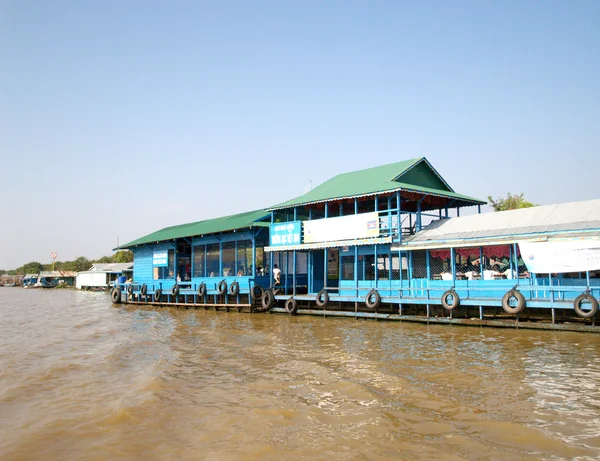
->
[0,270,5,275]
[488,193,537,212]
[95,256,113,264]
[71,256,92,273]
[112,251,134,263]
[16,261,44,274]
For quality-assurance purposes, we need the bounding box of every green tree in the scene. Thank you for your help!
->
[488,193,537,212]
[67,256,91,273]
[16,261,44,274]
[112,251,134,263]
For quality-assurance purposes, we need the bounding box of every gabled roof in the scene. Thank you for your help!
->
[117,209,270,249]
[399,199,600,249]
[268,157,484,211]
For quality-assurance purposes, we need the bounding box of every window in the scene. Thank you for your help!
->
[206,244,220,277]
[222,242,235,276]
[193,245,205,278]
[341,256,354,280]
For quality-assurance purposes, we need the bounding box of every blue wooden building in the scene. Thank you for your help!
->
[114,157,600,325]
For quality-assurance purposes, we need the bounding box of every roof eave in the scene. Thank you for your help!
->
[267,187,485,211]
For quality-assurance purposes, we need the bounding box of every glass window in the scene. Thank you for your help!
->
[193,245,205,278]
[236,240,252,276]
[222,242,235,277]
[206,244,219,277]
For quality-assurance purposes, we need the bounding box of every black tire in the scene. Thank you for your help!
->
[261,289,275,309]
[441,289,460,311]
[217,280,227,295]
[315,289,329,308]
[171,284,180,296]
[111,286,122,304]
[573,293,599,318]
[154,289,162,303]
[285,297,298,315]
[127,284,134,295]
[365,289,381,309]
[251,285,264,301]
[198,282,207,297]
[229,281,239,296]
[140,284,147,296]
[501,289,526,315]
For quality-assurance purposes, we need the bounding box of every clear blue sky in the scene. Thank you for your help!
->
[1,0,599,269]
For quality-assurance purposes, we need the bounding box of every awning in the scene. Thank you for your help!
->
[391,234,600,252]
[266,236,392,252]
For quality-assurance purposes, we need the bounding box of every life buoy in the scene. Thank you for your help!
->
[198,282,207,297]
[441,289,460,311]
[111,286,122,304]
[285,297,298,315]
[316,289,329,308]
[140,284,147,296]
[217,280,227,295]
[501,289,526,315]
[251,285,264,301]
[154,289,162,302]
[573,293,599,318]
[127,284,134,295]
[262,289,274,309]
[365,289,381,309]
[229,281,239,296]
[171,284,180,296]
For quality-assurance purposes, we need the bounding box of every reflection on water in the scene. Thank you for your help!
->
[1,288,600,460]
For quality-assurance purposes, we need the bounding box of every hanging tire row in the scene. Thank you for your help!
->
[111,283,599,319]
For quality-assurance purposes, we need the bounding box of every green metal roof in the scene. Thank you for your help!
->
[117,209,270,249]
[268,157,485,210]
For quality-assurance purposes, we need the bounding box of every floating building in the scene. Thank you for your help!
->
[113,157,600,330]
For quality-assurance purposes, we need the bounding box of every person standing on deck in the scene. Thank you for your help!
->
[273,264,281,292]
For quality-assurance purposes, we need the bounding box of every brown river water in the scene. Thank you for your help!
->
[1,289,600,461]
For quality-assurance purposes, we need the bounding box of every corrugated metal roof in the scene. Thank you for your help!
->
[39,271,77,277]
[23,274,38,279]
[266,236,393,252]
[398,199,600,249]
[89,263,133,272]
[117,209,270,249]
[267,157,485,211]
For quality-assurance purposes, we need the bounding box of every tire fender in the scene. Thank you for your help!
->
[111,286,122,304]
[501,289,526,315]
[441,289,460,311]
[316,289,329,308]
[573,293,599,318]
[285,297,298,315]
[365,289,381,309]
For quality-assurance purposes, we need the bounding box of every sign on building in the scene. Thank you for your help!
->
[304,212,380,244]
[153,251,168,267]
[519,240,600,273]
[270,221,302,246]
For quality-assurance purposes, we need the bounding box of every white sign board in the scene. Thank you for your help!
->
[303,212,380,244]
[519,240,600,273]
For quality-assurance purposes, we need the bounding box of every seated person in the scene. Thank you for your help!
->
[440,271,453,281]
[464,270,479,280]
[502,266,516,280]
[237,269,244,277]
